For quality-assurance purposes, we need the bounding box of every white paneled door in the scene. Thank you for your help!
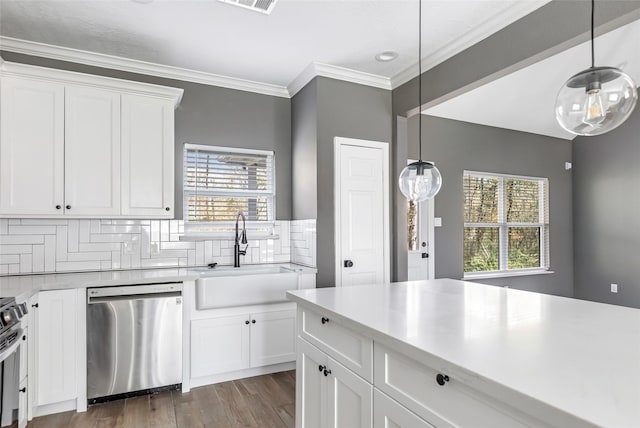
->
[407,198,434,281]
[64,86,121,216]
[335,138,389,287]
[0,77,65,215]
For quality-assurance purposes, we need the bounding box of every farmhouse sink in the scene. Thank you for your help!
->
[192,265,299,309]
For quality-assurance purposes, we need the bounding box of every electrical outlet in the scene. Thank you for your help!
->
[611,283,618,293]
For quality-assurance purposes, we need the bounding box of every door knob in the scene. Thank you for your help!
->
[344,260,354,268]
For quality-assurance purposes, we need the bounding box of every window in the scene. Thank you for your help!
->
[463,171,549,276]
[183,144,275,223]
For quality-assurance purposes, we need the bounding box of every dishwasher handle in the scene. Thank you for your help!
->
[88,291,182,304]
[87,282,182,302]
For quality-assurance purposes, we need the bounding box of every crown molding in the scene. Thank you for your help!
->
[0,36,291,98]
[390,0,553,89]
[1,60,184,106]
[288,62,392,97]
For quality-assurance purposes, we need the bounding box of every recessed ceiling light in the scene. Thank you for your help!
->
[375,51,398,62]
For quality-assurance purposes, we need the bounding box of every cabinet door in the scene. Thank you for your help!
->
[18,378,27,428]
[296,339,328,428]
[250,309,296,367]
[35,289,77,406]
[121,94,175,217]
[191,315,250,378]
[327,356,372,428]
[0,77,65,215]
[373,389,433,428]
[64,86,120,216]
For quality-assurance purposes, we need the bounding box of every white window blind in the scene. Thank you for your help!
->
[183,144,275,222]
[463,171,549,275]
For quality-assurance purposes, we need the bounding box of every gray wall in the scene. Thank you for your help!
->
[0,51,293,220]
[290,77,392,287]
[316,77,392,288]
[573,104,640,308]
[409,116,574,297]
[291,79,318,220]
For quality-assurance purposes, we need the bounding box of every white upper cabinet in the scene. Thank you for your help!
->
[64,86,121,216]
[0,77,65,215]
[0,61,183,218]
[121,94,174,217]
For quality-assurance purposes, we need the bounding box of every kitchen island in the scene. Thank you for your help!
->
[286,279,640,428]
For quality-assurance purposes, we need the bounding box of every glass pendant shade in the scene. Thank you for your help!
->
[555,66,638,136]
[398,161,442,202]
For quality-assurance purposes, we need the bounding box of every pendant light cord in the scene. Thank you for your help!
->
[418,0,422,162]
[591,0,595,68]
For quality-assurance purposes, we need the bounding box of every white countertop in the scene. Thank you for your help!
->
[0,263,316,301]
[287,279,640,428]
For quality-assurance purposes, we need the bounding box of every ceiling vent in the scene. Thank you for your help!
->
[218,0,278,15]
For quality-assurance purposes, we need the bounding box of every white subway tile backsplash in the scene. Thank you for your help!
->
[0,219,315,274]
[0,235,45,245]
[0,245,32,255]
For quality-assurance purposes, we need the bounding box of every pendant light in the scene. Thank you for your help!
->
[398,0,442,202]
[555,0,638,136]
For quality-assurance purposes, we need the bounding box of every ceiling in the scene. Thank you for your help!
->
[0,0,550,95]
[424,17,640,140]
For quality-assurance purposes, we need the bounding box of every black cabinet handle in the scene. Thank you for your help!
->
[66,205,71,210]
[19,387,26,393]
[343,260,354,268]
[245,320,250,325]
[31,303,38,308]
[251,319,256,324]
[436,374,450,386]
[318,365,326,372]
[165,207,170,211]
[323,368,332,377]
[321,317,329,325]
[56,205,61,210]
[422,253,429,259]
[22,335,26,341]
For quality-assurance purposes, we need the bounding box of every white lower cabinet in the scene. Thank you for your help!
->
[32,289,78,411]
[191,308,296,379]
[191,314,251,377]
[296,338,372,428]
[373,389,433,428]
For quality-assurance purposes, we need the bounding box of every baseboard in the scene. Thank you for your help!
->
[188,361,295,389]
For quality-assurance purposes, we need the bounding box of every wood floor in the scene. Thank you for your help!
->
[27,371,296,428]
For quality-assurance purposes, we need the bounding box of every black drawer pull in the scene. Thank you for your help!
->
[19,387,26,393]
[245,320,250,325]
[323,368,331,377]
[31,303,39,309]
[436,373,450,386]
[318,365,326,372]
[321,317,329,324]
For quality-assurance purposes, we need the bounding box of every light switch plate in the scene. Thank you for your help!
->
[434,217,442,227]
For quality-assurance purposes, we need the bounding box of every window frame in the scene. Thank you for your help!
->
[462,170,550,279]
[182,143,276,230]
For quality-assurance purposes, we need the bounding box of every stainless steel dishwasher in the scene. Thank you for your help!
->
[87,283,182,404]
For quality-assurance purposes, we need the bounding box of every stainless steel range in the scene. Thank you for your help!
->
[0,298,26,362]
[0,297,27,428]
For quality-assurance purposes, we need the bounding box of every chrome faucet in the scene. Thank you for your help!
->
[234,212,248,268]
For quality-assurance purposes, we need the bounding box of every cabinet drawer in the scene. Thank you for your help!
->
[298,307,372,381]
[374,344,543,428]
